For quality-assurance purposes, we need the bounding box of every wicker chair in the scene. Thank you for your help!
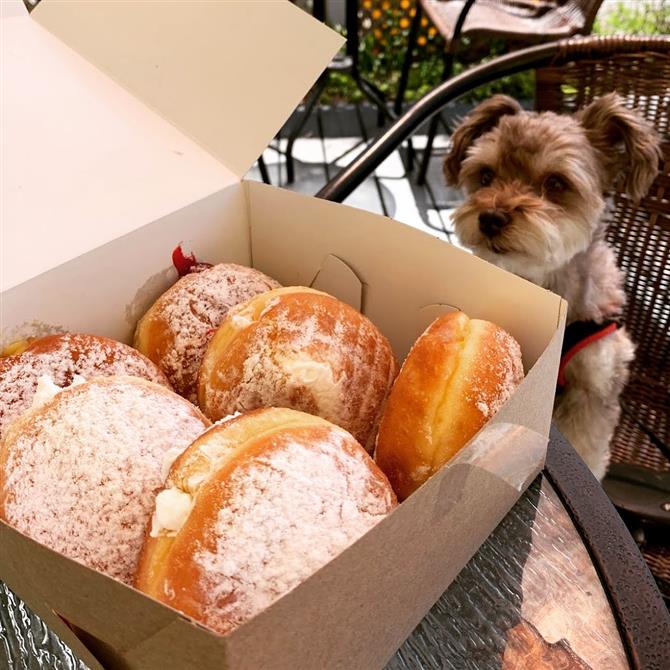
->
[319,34,670,601]
[533,40,670,602]
[395,0,605,184]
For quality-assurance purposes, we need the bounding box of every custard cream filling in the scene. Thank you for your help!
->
[150,488,194,537]
[150,411,325,537]
[31,374,87,410]
[278,354,341,416]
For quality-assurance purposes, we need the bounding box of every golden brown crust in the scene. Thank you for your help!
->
[375,312,524,500]
[134,263,280,402]
[197,287,398,451]
[135,408,396,635]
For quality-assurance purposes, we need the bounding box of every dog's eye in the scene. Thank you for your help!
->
[544,175,567,194]
[480,168,495,187]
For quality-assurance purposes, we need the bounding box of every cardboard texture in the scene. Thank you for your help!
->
[1,2,566,668]
[2,4,235,292]
[31,1,343,178]
[2,0,343,292]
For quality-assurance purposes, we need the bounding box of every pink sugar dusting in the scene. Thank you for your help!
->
[189,429,395,634]
[1,377,208,584]
[0,334,169,440]
[138,263,279,402]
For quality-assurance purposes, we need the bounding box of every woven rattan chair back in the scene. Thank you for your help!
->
[535,36,670,589]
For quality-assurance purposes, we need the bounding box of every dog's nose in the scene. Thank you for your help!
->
[478,210,511,237]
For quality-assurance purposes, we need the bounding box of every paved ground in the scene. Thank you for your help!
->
[246,103,471,246]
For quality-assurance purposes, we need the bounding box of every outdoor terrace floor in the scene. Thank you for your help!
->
[247,103,473,248]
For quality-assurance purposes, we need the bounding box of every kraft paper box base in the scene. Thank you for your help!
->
[1,183,565,670]
[1,2,566,668]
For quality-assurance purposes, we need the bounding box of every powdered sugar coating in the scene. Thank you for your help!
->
[161,423,395,634]
[134,264,280,402]
[0,333,170,440]
[467,327,524,419]
[0,376,209,584]
[200,290,398,451]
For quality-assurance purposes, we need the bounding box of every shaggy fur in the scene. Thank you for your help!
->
[445,93,661,479]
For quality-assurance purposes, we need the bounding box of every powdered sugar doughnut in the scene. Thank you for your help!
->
[134,263,280,402]
[0,333,171,440]
[135,408,396,635]
[0,376,210,584]
[375,312,524,500]
[198,287,399,452]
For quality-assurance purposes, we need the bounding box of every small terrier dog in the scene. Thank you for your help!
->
[445,93,661,480]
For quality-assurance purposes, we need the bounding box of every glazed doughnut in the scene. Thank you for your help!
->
[197,287,398,452]
[0,333,170,440]
[0,376,210,584]
[134,263,280,401]
[375,312,524,500]
[135,408,396,635]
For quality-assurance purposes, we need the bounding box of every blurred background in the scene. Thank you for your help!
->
[250,0,669,241]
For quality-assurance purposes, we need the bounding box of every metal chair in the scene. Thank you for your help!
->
[284,0,395,184]
[396,0,604,184]
[318,34,670,601]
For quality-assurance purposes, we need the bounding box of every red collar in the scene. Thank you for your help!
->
[557,320,619,388]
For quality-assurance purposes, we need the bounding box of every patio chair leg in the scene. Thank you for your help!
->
[416,0,474,184]
[285,72,329,184]
[364,77,392,123]
[257,155,270,185]
[394,4,422,118]
[345,0,391,128]
[417,53,454,185]
[355,75,394,126]
[416,114,440,185]
[395,4,423,172]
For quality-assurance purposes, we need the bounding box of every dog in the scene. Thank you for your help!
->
[444,93,661,480]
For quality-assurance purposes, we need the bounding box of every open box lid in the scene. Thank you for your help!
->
[1,1,343,291]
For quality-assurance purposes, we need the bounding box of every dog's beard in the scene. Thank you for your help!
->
[453,201,594,285]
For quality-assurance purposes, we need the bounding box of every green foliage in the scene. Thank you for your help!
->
[321,1,445,104]
[594,0,670,35]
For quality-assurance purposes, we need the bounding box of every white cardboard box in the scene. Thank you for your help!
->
[0,2,566,668]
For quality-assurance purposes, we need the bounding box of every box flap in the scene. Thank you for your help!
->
[309,254,363,311]
[32,0,344,178]
[1,9,238,292]
[1,0,27,19]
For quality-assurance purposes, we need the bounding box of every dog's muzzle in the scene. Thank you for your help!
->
[478,210,510,237]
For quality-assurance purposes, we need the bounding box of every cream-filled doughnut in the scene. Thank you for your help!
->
[375,312,524,500]
[134,263,280,401]
[197,287,398,451]
[0,333,170,440]
[135,408,396,635]
[0,376,210,584]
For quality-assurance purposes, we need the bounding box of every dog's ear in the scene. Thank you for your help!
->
[444,95,522,185]
[578,93,661,201]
